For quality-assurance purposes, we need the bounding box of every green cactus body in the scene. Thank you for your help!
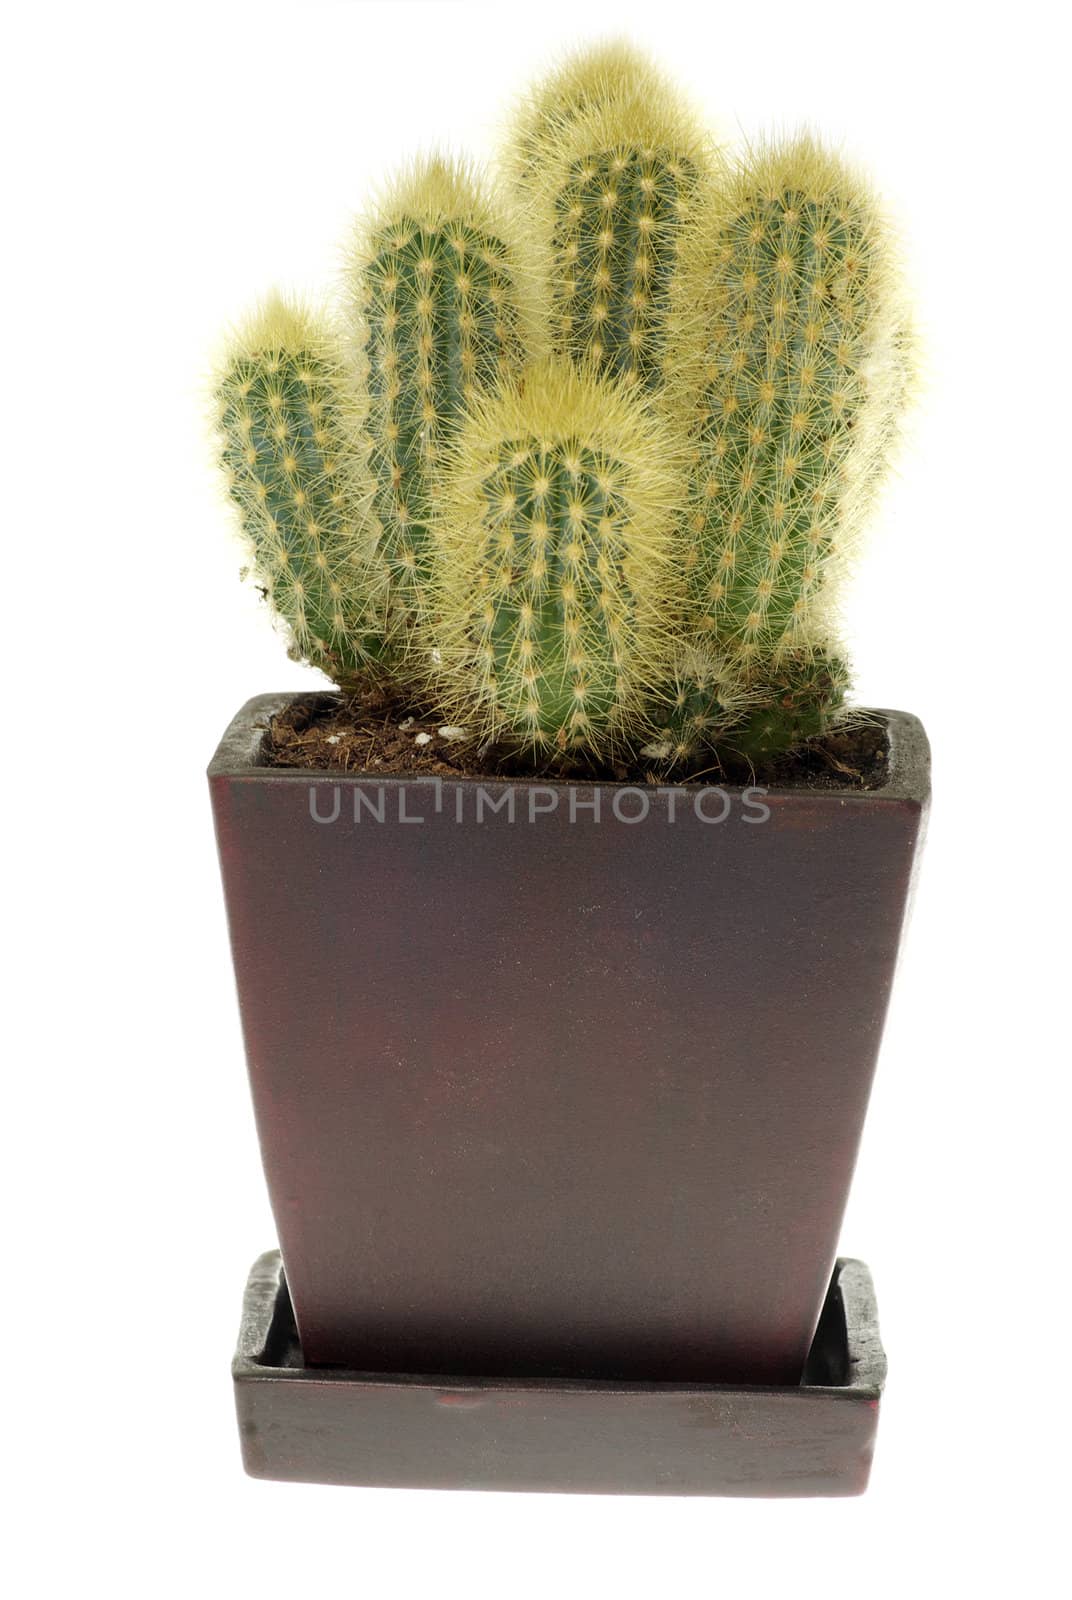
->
[645,645,742,766]
[349,162,537,621]
[509,75,715,399]
[683,139,907,671]
[217,300,388,686]
[553,143,698,389]
[432,363,685,757]
[482,443,638,745]
[727,650,850,762]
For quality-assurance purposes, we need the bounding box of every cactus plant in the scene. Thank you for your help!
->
[213,50,911,771]
[504,53,716,398]
[216,298,390,686]
[643,644,745,767]
[429,361,686,757]
[725,648,850,763]
[346,159,539,623]
[678,137,908,676]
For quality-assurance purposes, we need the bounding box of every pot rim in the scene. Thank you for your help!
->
[209,694,930,805]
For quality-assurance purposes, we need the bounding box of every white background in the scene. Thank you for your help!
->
[6,2,1069,1594]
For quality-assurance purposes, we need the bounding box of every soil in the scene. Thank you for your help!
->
[261,690,890,791]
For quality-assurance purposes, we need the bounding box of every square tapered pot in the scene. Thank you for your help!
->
[209,695,928,1384]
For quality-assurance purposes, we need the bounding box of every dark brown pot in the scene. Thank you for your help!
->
[209,695,929,1386]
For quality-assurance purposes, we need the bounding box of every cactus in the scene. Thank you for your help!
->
[725,649,850,763]
[214,59,912,768]
[216,298,389,686]
[346,159,539,623]
[643,644,744,766]
[430,361,686,757]
[680,138,909,677]
[505,49,716,397]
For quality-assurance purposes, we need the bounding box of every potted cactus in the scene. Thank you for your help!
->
[210,43,928,1496]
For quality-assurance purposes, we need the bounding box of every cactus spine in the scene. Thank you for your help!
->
[431,362,686,756]
[506,58,716,397]
[216,299,388,685]
[506,41,671,192]
[681,138,908,678]
[347,160,538,622]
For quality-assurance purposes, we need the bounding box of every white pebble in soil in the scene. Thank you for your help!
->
[438,726,468,743]
[414,732,433,747]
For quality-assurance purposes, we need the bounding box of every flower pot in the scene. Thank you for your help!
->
[209,694,928,1386]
